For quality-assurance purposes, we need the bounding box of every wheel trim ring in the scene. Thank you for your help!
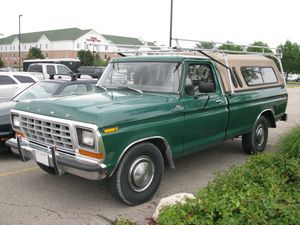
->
[255,124,265,147]
[128,156,155,192]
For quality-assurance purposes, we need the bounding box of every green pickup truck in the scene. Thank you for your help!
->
[7,52,288,205]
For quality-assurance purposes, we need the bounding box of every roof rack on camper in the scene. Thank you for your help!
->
[108,38,284,94]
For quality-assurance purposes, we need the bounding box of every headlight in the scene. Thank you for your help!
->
[12,115,20,128]
[78,129,95,147]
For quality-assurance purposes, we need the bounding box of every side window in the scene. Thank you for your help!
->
[261,68,277,84]
[46,65,56,75]
[57,65,71,75]
[0,76,17,85]
[13,75,35,83]
[60,84,87,95]
[241,67,277,86]
[185,64,215,95]
[232,67,243,88]
[28,65,43,73]
[241,67,263,85]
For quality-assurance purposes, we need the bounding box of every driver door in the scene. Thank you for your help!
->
[182,61,229,154]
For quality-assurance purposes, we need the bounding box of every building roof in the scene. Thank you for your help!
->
[101,34,143,46]
[0,27,92,45]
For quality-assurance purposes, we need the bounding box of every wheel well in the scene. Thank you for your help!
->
[109,137,175,177]
[261,110,276,128]
[147,138,174,168]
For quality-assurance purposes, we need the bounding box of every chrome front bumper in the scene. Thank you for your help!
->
[6,137,107,180]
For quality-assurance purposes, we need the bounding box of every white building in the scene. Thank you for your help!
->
[0,27,155,67]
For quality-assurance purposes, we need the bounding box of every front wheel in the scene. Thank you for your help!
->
[107,142,164,205]
[242,116,269,154]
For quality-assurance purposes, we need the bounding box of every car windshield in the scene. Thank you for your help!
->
[13,81,61,101]
[97,62,182,93]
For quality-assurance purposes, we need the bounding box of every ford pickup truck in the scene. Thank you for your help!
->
[7,52,288,205]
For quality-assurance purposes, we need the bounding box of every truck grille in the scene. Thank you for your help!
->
[20,115,74,152]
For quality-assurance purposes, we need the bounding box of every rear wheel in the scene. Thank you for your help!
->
[242,116,268,154]
[107,142,164,205]
[37,162,56,175]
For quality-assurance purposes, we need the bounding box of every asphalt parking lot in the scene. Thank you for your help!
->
[0,88,299,225]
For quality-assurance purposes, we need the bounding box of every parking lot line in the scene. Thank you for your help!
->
[0,166,38,177]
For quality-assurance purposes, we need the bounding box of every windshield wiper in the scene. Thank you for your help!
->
[95,85,108,91]
[116,86,143,94]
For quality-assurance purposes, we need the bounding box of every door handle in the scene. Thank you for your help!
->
[172,105,184,112]
[215,99,223,104]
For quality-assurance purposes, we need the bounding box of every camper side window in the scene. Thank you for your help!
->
[241,66,277,86]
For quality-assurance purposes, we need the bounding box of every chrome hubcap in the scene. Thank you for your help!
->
[255,124,265,147]
[128,156,154,192]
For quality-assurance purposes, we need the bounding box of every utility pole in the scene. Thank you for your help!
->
[18,14,23,71]
[169,0,173,47]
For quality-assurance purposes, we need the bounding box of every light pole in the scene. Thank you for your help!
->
[18,14,23,71]
[169,0,173,47]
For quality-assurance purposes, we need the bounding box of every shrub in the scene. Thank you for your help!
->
[279,126,300,158]
[157,127,300,225]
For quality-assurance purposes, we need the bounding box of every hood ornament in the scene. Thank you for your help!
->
[65,113,71,118]
[50,111,55,115]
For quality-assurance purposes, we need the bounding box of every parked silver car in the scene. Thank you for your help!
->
[0,72,40,103]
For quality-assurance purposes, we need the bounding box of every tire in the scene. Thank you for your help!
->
[107,142,164,205]
[242,116,269,154]
[37,162,57,175]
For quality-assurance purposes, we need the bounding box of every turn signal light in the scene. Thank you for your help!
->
[15,131,25,138]
[103,127,119,134]
[79,148,104,159]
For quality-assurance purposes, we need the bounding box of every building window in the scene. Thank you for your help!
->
[45,44,48,49]
[77,43,80,49]
[10,46,12,51]
[5,46,7,51]
[24,45,27,50]
[13,46,15,50]
[40,44,42,49]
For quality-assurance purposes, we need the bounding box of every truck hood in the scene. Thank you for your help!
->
[14,91,178,128]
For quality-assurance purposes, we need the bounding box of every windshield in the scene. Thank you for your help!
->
[13,81,61,101]
[97,62,182,93]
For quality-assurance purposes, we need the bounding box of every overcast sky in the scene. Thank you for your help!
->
[0,0,299,48]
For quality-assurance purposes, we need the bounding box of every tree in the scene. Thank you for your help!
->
[26,47,45,59]
[218,41,243,52]
[247,41,273,53]
[280,40,300,75]
[94,53,109,66]
[195,41,215,49]
[77,50,94,66]
[0,57,4,68]
[77,50,109,66]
